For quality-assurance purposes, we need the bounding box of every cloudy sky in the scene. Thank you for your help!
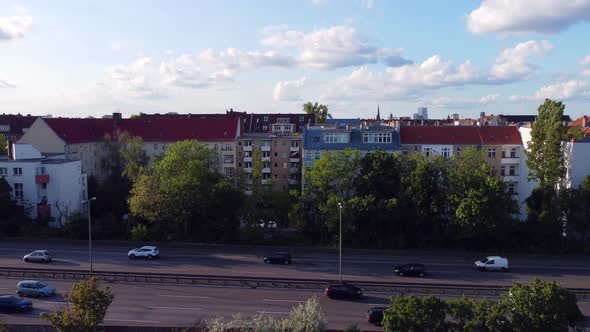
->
[1,0,590,119]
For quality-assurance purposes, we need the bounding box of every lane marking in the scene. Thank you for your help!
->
[106,318,161,323]
[158,294,210,299]
[148,306,203,311]
[258,311,289,315]
[236,271,277,275]
[263,299,303,303]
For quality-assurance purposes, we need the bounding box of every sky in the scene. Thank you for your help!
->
[1,0,590,120]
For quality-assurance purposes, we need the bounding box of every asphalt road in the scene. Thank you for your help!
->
[1,278,590,331]
[0,240,589,287]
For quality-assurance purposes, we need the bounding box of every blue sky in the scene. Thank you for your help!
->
[1,0,590,120]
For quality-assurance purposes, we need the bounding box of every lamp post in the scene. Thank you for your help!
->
[338,202,342,283]
[85,197,96,273]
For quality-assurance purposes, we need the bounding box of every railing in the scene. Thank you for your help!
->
[1,267,589,299]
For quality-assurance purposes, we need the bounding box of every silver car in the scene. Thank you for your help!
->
[16,280,56,297]
[23,250,52,263]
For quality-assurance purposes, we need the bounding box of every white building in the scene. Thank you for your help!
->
[0,143,87,226]
[563,138,590,189]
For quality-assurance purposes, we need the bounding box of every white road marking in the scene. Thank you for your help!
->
[106,318,161,323]
[258,311,289,315]
[148,306,203,311]
[263,299,304,303]
[158,294,210,299]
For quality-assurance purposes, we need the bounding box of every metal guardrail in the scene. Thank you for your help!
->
[1,267,589,299]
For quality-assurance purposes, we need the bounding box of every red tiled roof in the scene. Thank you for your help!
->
[44,117,238,144]
[400,126,522,145]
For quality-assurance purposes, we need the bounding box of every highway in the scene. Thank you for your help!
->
[1,240,590,329]
[0,240,589,287]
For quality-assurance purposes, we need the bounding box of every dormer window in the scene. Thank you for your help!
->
[324,132,348,143]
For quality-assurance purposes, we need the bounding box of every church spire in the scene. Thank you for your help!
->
[376,104,381,121]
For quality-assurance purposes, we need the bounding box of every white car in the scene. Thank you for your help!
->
[127,246,160,260]
[474,256,509,271]
[23,250,52,263]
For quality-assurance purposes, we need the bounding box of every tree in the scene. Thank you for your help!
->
[119,133,149,183]
[527,99,566,190]
[382,295,447,332]
[447,297,510,332]
[503,278,583,331]
[449,147,518,249]
[129,140,244,241]
[303,102,331,124]
[0,134,6,155]
[41,277,114,332]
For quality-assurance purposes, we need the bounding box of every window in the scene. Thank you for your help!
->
[509,165,516,176]
[362,132,392,143]
[262,151,270,158]
[224,144,232,151]
[263,125,268,131]
[299,116,305,122]
[281,152,287,158]
[263,116,269,122]
[274,163,278,167]
[274,152,278,157]
[263,173,271,180]
[500,166,506,176]
[0,167,6,176]
[154,144,158,150]
[282,162,287,168]
[314,151,321,160]
[224,168,234,176]
[245,140,252,146]
[441,147,450,158]
[14,183,23,198]
[456,147,461,154]
[487,148,496,158]
[312,136,320,143]
[277,118,290,123]
[402,150,408,155]
[263,162,271,168]
[214,144,218,151]
[13,167,22,176]
[0,124,10,132]
[510,148,517,158]
[305,151,312,161]
[244,151,252,157]
[507,182,517,195]
[424,148,432,157]
[324,132,348,143]
[262,141,271,147]
[282,141,287,146]
[291,140,298,147]
[245,162,252,168]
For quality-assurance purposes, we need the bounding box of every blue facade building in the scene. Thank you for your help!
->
[303,121,401,168]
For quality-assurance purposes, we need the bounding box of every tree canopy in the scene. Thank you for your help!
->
[303,102,331,124]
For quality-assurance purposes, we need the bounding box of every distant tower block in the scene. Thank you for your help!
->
[418,107,428,120]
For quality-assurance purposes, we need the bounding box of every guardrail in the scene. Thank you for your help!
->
[1,267,589,299]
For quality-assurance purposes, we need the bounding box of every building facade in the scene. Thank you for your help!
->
[0,144,87,226]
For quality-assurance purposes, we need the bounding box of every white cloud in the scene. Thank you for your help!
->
[430,94,500,108]
[111,41,128,51]
[581,55,590,76]
[467,0,590,35]
[489,40,553,82]
[198,48,295,71]
[0,79,16,88]
[108,57,166,99]
[260,25,408,70]
[273,77,308,101]
[0,15,32,41]
[160,54,233,88]
[511,80,590,101]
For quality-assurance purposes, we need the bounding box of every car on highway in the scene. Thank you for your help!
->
[16,280,56,297]
[474,256,509,271]
[263,252,292,264]
[324,283,363,300]
[23,250,52,263]
[367,306,387,326]
[394,263,426,277]
[0,295,33,312]
[128,246,160,259]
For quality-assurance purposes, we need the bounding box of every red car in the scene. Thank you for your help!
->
[324,283,362,300]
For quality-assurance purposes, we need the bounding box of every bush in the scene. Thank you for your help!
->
[130,223,148,241]
[383,295,447,332]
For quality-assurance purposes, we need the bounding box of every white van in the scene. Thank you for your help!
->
[474,256,509,271]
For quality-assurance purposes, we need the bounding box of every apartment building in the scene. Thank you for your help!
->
[302,121,401,169]
[17,113,240,181]
[0,144,87,225]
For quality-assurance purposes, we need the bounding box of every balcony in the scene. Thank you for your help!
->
[501,157,520,164]
[223,159,234,164]
[243,157,253,162]
[502,175,519,182]
[261,179,269,185]
[289,179,299,185]
[290,168,299,173]
[37,204,51,218]
[261,146,271,152]
[262,167,271,173]
[261,157,271,162]
[243,146,253,152]
[35,174,50,184]
[244,167,253,173]
[290,146,299,152]
[290,158,300,162]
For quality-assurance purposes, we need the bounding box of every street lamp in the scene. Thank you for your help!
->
[338,202,342,283]
[85,197,97,273]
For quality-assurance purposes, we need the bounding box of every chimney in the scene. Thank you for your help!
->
[113,112,122,129]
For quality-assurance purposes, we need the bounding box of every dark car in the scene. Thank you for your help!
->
[0,295,33,312]
[263,252,291,265]
[367,306,387,325]
[324,283,363,300]
[394,263,426,277]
